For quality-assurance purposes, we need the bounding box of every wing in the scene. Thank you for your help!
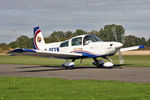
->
[120,45,144,52]
[8,48,82,59]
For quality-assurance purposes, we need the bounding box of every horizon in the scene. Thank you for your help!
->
[0,25,150,44]
[0,26,149,44]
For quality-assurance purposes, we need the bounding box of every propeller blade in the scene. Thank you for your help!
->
[121,35,126,44]
[118,49,124,64]
[112,26,118,42]
[112,26,124,64]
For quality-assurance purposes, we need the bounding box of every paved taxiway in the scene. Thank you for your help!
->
[0,64,150,83]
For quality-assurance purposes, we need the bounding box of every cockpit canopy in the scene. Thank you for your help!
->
[72,37,82,46]
[83,35,101,45]
[60,34,102,47]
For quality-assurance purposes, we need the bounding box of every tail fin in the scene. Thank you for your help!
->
[33,26,45,50]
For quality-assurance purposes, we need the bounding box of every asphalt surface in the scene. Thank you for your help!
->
[0,64,150,83]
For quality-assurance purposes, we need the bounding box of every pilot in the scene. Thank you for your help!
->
[84,36,92,45]
[75,38,82,45]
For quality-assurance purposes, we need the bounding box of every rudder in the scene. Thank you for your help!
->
[33,26,45,50]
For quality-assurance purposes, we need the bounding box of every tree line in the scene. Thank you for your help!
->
[1,24,150,51]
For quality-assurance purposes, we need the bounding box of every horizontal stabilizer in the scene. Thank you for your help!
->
[120,45,144,52]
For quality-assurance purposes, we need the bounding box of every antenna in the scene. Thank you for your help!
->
[55,35,61,42]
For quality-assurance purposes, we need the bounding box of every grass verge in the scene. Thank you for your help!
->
[0,77,150,100]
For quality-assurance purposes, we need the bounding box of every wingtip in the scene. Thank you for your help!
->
[139,45,144,49]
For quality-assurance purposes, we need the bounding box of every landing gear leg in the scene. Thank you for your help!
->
[72,58,76,62]
[103,56,113,63]
[92,57,104,68]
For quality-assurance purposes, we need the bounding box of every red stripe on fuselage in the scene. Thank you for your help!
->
[71,50,103,56]
[34,30,41,50]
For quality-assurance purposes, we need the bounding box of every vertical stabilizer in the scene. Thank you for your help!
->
[33,26,45,50]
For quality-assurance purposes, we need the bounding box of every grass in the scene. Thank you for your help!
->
[0,55,149,100]
[0,55,150,67]
[0,77,149,100]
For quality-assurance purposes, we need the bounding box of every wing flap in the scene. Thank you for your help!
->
[8,48,82,58]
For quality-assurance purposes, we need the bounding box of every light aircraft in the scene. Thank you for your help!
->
[8,26,144,68]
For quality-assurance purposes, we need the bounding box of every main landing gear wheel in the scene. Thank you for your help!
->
[62,59,76,69]
[62,61,74,69]
[92,57,114,68]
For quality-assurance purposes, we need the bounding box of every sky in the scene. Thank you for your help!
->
[0,0,150,43]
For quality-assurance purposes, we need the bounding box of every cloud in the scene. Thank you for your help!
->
[0,0,150,43]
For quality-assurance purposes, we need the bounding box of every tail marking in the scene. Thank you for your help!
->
[34,27,41,50]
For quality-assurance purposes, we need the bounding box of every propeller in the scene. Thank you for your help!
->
[112,26,124,64]
[112,26,118,42]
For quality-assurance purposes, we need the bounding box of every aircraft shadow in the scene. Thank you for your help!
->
[18,64,132,72]
[16,65,62,69]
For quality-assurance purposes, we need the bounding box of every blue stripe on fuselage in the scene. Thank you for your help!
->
[74,51,102,58]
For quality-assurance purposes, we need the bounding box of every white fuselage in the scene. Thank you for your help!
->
[41,34,122,57]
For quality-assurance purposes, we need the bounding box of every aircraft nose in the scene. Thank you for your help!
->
[114,42,123,49]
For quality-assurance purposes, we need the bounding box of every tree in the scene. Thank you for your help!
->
[147,38,150,47]
[123,35,143,47]
[9,41,18,48]
[103,24,125,42]
[65,31,73,39]
[88,30,98,36]
[0,43,11,53]
[46,31,73,43]
[140,37,147,46]
[97,28,106,41]
[0,43,10,50]
[9,35,33,48]
[16,35,31,48]
[94,24,125,42]
[73,29,87,36]
[48,31,66,42]
[7,24,148,48]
